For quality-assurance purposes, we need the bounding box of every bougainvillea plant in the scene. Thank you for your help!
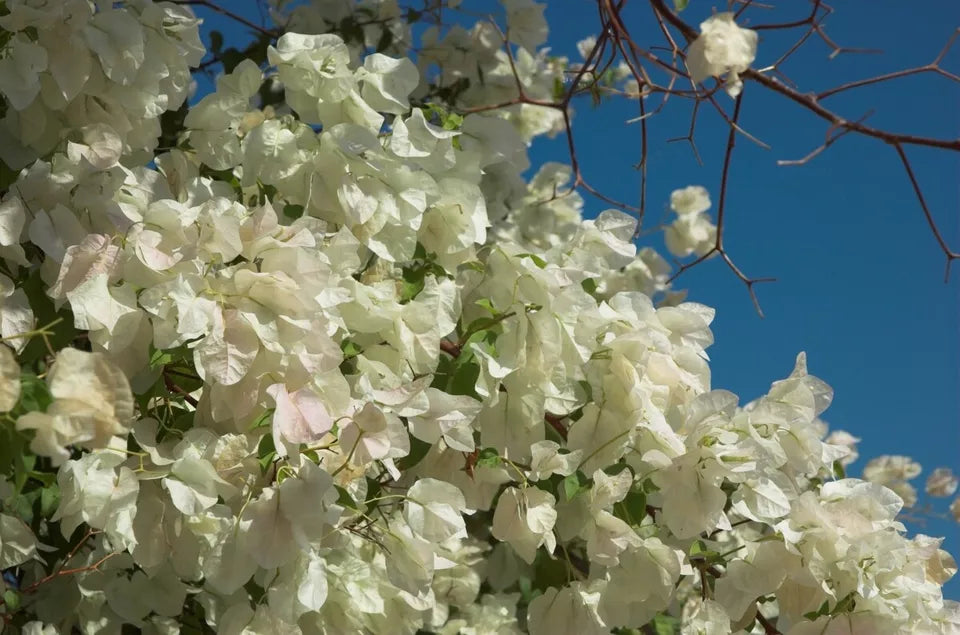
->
[0,0,957,633]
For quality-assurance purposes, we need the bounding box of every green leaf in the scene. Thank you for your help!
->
[18,270,77,367]
[334,485,358,510]
[282,204,304,220]
[340,339,362,360]
[148,340,197,371]
[475,448,501,469]
[673,0,690,11]
[533,550,568,590]
[804,599,832,621]
[248,408,274,431]
[3,589,21,612]
[516,253,548,269]
[447,357,480,398]
[616,486,647,526]
[17,373,52,413]
[474,298,498,315]
[650,613,680,635]
[257,433,276,474]
[553,76,566,101]
[561,471,589,502]
[832,592,857,615]
[40,484,60,518]
[396,435,431,471]
[0,424,27,478]
[833,460,846,479]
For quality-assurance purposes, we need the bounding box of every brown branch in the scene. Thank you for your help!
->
[544,412,568,441]
[164,372,199,407]
[755,611,782,635]
[893,144,960,280]
[817,29,960,99]
[23,531,113,595]
[743,69,960,152]
[667,94,776,316]
[649,0,698,43]
[171,0,278,38]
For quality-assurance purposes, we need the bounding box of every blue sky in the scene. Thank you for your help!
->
[193,0,959,596]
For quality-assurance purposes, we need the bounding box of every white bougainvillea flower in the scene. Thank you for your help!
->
[670,185,711,216]
[404,477,469,542]
[825,429,861,466]
[0,513,37,569]
[501,0,548,51]
[356,53,419,114]
[863,455,922,484]
[681,599,731,635]
[0,34,48,110]
[16,349,134,464]
[194,308,260,386]
[665,209,717,258]
[338,401,408,467]
[407,387,483,452]
[268,383,334,455]
[492,486,557,564]
[925,467,958,498]
[0,274,34,352]
[527,582,608,635]
[0,345,19,412]
[527,441,581,481]
[577,36,598,60]
[686,12,758,97]
[0,197,26,250]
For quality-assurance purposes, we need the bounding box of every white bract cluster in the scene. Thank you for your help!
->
[0,1,956,633]
[686,12,758,98]
[665,185,717,258]
[0,0,204,170]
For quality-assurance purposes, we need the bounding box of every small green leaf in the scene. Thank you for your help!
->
[673,0,690,11]
[3,589,21,612]
[561,471,589,502]
[650,613,680,635]
[257,433,276,473]
[248,409,274,431]
[40,484,60,518]
[533,551,568,590]
[475,448,501,469]
[282,204,304,220]
[832,592,857,615]
[474,298,498,315]
[340,339,362,359]
[400,265,427,303]
[334,485,358,510]
[616,486,647,526]
[516,253,548,269]
[397,435,431,471]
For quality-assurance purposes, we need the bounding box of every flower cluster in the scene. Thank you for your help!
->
[685,12,759,98]
[0,1,955,634]
[0,0,204,170]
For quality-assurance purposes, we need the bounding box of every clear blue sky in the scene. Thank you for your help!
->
[193,0,959,596]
